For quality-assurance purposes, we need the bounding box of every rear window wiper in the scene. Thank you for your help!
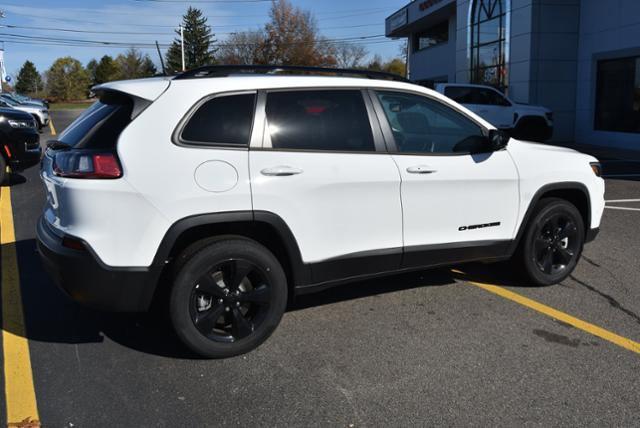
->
[46,140,72,151]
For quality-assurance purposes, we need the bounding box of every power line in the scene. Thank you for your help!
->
[0,32,387,48]
[0,4,389,19]
[0,22,381,37]
[4,7,391,28]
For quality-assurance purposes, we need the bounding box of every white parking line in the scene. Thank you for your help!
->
[605,206,640,212]
[605,199,640,203]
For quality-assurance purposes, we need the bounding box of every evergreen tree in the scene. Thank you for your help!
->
[165,7,217,73]
[15,60,43,95]
[94,55,120,84]
[86,59,98,85]
[115,48,157,80]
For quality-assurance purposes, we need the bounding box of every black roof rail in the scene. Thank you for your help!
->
[173,64,410,83]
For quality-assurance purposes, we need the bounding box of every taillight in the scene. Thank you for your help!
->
[53,151,122,179]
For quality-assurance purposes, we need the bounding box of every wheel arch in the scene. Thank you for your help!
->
[149,211,310,307]
[510,182,591,254]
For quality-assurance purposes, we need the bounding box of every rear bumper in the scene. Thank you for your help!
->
[36,217,159,312]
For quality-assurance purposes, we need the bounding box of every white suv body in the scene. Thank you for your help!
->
[435,83,553,142]
[37,68,604,357]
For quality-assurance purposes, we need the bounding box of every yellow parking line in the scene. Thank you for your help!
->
[458,275,640,355]
[48,119,56,136]
[1,187,40,425]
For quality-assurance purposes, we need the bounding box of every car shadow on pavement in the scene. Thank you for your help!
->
[13,238,203,360]
[9,238,536,360]
[1,173,27,187]
[290,268,457,311]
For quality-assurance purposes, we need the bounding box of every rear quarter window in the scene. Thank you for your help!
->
[179,93,256,147]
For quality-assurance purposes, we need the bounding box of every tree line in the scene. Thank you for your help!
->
[14,0,405,102]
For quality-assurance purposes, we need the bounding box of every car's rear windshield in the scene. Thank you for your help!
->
[57,93,134,149]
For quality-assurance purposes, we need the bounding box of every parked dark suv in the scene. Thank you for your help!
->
[0,107,41,184]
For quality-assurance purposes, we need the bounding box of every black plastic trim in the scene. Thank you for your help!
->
[151,210,311,287]
[507,182,592,254]
[36,217,154,312]
[297,240,513,295]
[585,227,600,243]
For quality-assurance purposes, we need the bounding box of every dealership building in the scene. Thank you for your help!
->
[386,0,640,154]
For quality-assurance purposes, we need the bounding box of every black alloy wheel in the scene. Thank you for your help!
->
[190,258,271,343]
[520,198,585,286]
[170,238,287,358]
[533,213,579,275]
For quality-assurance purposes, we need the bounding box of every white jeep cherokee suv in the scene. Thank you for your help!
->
[435,83,553,142]
[37,66,604,358]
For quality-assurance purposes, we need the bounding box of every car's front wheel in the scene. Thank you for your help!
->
[170,238,287,358]
[519,198,585,286]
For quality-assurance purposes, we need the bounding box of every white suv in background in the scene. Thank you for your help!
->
[435,83,554,142]
[37,66,604,358]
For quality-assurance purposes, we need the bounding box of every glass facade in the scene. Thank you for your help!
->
[595,56,640,134]
[469,0,508,89]
[414,20,449,51]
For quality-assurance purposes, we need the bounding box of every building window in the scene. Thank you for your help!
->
[414,20,449,51]
[595,56,640,134]
[469,0,508,89]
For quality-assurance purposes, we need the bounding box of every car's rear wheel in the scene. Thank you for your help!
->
[519,198,584,286]
[170,238,287,358]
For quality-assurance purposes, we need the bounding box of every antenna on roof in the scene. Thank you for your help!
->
[155,41,167,76]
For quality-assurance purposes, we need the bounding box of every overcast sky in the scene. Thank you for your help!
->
[0,0,408,76]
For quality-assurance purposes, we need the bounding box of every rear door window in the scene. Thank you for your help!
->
[180,93,256,146]
[264,90,375,152]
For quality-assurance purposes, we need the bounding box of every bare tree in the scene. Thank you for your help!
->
[334,42,368,69]
[218,31,265,65]
[259,0,336,66]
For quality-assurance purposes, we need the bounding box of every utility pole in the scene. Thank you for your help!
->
[180,24,185,72]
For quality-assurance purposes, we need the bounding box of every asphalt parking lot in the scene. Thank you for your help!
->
[0,110,639,426]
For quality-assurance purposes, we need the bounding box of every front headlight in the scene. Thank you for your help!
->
[8,119,36,129]
[590,162,602,177]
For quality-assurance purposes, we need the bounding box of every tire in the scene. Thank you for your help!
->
[169,238,287,358]
[0,155,6,185]
[518,198,585,286]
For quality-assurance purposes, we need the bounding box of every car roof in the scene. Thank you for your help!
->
[96,74,497,131]
[436,83,499,90]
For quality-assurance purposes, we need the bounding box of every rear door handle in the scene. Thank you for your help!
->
[260,166,303,176]
[407,165,437,174]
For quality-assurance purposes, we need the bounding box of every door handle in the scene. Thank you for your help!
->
[260,166,303,176]
[406,165,437,174]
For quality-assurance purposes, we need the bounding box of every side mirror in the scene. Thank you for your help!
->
[488,129,510,151]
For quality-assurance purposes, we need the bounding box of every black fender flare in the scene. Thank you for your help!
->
[508,182,591,255]
[149,210,310,287]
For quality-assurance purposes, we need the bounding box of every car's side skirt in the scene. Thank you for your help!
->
[296,240,513,295]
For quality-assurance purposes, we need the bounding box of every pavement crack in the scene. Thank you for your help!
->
[582,255,601,268]
[581,255,629,292]
[570,274,640,325]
